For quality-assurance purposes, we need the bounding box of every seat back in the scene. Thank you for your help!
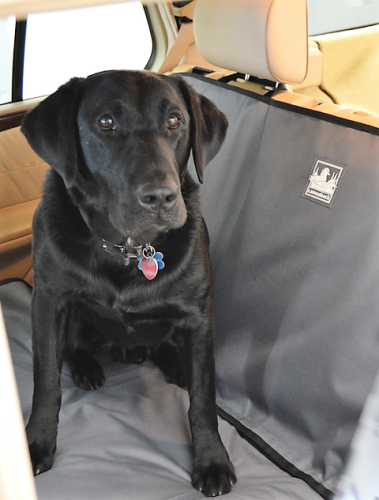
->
[0,124,48,285]
[177,2,379,496]
[184,66,379,499]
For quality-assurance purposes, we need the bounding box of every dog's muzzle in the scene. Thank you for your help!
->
[137,181,179,214]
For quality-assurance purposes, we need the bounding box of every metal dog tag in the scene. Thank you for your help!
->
[140,256,159,280]
[138,245,164,280]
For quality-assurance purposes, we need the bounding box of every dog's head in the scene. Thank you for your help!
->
[21,70,228,244]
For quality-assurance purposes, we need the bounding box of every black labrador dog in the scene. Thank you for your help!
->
[21,70,236,497]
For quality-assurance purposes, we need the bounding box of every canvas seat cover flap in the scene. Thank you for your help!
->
[183,75,379,495]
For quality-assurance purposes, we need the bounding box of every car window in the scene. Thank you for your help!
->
[22,1,153,100]
[0,16,16,105]
[308,0,379,36]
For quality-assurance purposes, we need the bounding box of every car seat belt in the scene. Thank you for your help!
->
[158,1,196,74]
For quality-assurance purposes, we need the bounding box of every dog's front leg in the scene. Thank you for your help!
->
[26,285,66,475]
[179,302,236,497]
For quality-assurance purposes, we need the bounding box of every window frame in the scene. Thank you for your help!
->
[10,4,156,104]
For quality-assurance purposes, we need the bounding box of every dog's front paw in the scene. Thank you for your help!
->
[192,461,236,497]
[28,441,55,476]
[111,345,148,365]
[70,355,105,391]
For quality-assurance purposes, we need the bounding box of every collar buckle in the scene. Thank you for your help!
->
[102,239,143,266]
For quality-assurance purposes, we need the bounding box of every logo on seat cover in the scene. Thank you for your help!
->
[303,158,345,207]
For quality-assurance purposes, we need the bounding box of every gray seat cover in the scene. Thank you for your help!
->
[1,279,322,499]
[2,73,379,499]
[184,74,379,495]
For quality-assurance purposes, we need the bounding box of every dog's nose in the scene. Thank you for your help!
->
[137,182,179,213]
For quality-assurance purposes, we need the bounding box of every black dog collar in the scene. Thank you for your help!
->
[102,239,143,266]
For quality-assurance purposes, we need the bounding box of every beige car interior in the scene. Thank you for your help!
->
[1,2,379,500]
[1,0,379,284]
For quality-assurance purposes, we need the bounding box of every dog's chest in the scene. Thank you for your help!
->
[80,279,178,347]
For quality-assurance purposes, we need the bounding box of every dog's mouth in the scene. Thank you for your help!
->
[107,210,187,249]
[107,196,188,246]
[79,196,187,251]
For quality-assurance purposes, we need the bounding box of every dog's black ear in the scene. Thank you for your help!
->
[175,77,228,184]
[21,77,85,189]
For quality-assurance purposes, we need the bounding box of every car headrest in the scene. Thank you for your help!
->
[193,0,308,85]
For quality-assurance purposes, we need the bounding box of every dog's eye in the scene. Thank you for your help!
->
[99,115,116,131]
[167,114,180,130]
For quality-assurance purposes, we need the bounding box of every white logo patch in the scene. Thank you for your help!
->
[303,158,345,207]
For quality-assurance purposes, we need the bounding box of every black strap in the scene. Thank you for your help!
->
[217,406,334,500]
[218,72,277,88]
